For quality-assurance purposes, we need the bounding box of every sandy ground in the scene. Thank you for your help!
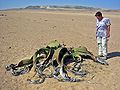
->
[0,9,120,90]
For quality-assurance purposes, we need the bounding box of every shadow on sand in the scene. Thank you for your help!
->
[108,52,120,59]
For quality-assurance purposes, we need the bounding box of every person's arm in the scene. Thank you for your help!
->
[107,25,110,38]
[106,18,111,38]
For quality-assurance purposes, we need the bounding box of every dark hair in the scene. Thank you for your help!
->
[95,11,102,16]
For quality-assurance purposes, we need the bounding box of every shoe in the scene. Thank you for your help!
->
[101,56,107,60]
[97,55,104,57]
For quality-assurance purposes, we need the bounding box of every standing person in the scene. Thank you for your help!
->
[95,11,111,60]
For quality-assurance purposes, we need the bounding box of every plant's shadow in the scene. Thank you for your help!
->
[107,52,120,59]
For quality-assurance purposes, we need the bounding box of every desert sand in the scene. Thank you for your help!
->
[0,9,120,90]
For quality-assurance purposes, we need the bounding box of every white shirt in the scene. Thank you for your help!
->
[96,17,111,37]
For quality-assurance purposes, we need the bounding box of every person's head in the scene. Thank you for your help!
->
[95,11,103,21]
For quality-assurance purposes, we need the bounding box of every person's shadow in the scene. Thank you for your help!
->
[107,52,120,59]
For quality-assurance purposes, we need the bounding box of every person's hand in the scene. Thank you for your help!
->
[107,38,109,41]
[107,30,110,38]
[107,31,110,41]
[107,25,110,38]
[107,32,110,38]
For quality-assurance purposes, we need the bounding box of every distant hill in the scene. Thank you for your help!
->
[24,5,101,10]
[2,5,119,11]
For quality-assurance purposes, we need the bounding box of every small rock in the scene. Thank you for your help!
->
[9,47,11,49]
[44,20,48,21]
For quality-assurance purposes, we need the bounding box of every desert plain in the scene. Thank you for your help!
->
[0,9,120,90]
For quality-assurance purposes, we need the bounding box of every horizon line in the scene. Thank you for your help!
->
[0,5,120,10]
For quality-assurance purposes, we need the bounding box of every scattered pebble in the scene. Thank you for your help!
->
[0,14,7,16]
[8,47,11,49]
[44,20,48,21]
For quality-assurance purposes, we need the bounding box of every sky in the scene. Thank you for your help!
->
[0,0,120,10]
